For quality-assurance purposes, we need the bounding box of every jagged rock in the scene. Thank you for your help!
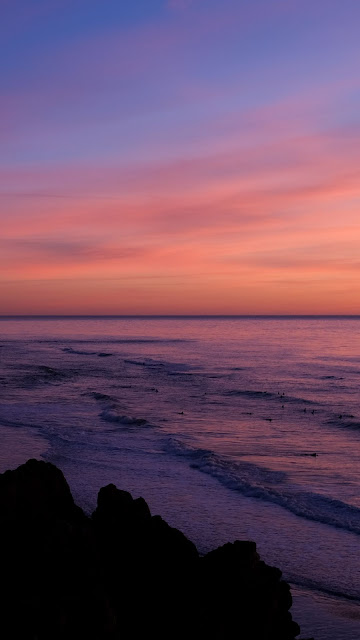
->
[93,483,151,525]
[0,460,113,639]
[200,541,300,639]
[0,459,303,639]
[0,458,83,521]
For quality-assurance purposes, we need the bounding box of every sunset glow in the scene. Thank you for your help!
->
[1,0,360,314]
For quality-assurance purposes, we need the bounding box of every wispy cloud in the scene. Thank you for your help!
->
[1,0,360,312]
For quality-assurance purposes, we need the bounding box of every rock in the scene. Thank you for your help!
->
[0,460,114,639]
[200,541,300,639]
[0,459,303,639]
[93,483,151,525]
[0,458,84,521]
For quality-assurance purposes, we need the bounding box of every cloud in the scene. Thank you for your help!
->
[0,237,157,281]
[2,114,360,246]
[1,0,360,313]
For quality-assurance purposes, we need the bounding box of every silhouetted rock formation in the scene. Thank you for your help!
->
[0,459,304,639]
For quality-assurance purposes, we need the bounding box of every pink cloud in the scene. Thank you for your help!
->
[2,82,360,313]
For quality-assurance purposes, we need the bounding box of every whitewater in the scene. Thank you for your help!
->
[0,316,359,639]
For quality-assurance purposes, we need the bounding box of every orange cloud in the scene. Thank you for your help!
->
[2,94,360,314]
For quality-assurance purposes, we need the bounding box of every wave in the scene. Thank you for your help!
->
[0,416,41,430]
[63,347,97,355]
[289,577,360,603]
[17,365,71,387]
[35,338,191,345]
[38,365,66,377]
[326,418,360,432]
[63,347,113,357]
[124,357,195,375]
[124,359,149,367]
[166,371,195,377]
[86,391,150,427]
[124,358,176,370]
[224,389,316,405]
[86,391,117,403]
[226,390,277,398]
[100,408,148,427]
[164,438,360,536]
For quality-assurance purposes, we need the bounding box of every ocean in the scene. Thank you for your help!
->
[0,316,359,639]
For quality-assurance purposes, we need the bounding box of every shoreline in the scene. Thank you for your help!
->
[291,586,360,640]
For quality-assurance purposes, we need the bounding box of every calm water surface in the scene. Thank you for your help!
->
[0,316,359,639]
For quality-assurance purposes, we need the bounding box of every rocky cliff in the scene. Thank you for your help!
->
[0,459,308,639]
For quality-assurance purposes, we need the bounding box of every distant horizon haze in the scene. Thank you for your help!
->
[1,314,360,320]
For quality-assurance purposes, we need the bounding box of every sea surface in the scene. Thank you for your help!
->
[0,316,359,639]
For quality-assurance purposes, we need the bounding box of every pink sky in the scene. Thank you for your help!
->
[1,0,360,314]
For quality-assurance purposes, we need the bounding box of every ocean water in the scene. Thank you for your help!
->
[0,316,359,639]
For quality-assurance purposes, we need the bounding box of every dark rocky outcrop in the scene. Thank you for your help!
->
[0,459,304,639]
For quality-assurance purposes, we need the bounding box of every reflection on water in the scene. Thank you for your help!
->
[1,316,360,639]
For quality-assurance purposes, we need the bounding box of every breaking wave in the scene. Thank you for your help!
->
[100,408,148,427]
[164,438,360,536]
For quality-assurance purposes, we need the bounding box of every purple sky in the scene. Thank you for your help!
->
[1,0,360,314]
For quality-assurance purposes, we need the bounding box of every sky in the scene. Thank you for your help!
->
[1,0,360,315]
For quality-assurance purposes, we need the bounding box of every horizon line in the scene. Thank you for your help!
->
[1,314,360,319]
